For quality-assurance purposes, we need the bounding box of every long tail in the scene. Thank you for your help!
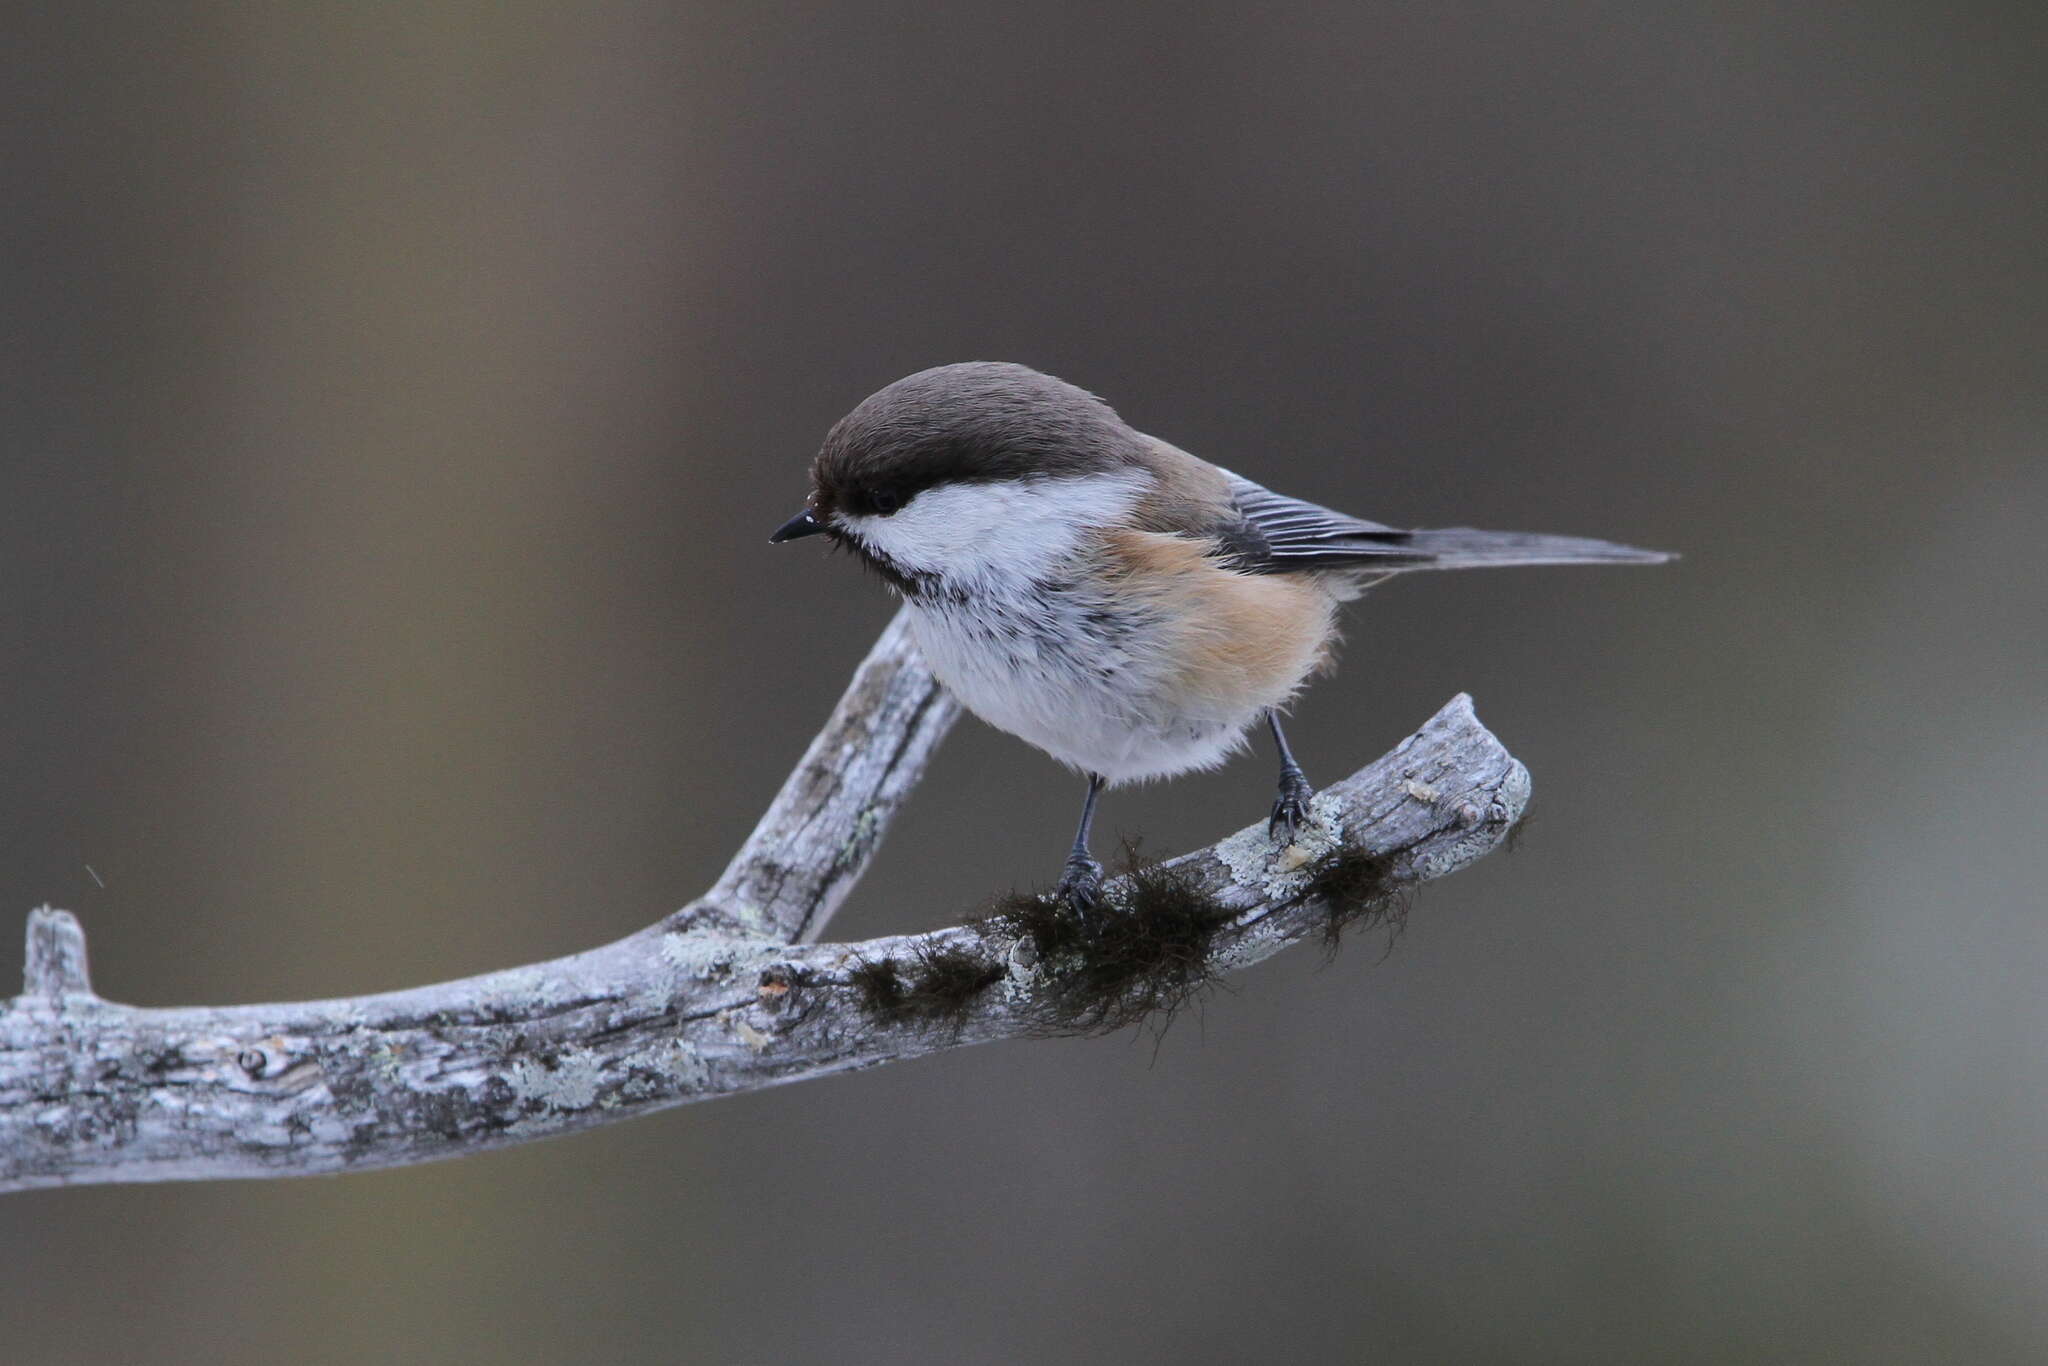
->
[1218,473,1673,575]
[1390,527,1673,571]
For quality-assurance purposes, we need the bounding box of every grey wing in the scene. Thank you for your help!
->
[1217,472,1672,574]
[1215,474,1434,573]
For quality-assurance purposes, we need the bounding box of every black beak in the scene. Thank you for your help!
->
[769,508,827,543]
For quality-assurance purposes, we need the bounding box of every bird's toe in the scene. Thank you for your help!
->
[1055,854,1105,914]
[1269,773,1316,843]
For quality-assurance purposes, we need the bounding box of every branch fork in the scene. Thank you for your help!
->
[1,607,1527,1192]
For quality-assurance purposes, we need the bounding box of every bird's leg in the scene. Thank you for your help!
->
[1055,773,1107,912]
[1267,710,1315,842]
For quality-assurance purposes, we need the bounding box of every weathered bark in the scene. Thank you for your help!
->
[1,607,1528,1192]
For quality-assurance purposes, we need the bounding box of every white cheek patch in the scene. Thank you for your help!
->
[841,471,1151,585]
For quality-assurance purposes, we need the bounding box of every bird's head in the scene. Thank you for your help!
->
[771,362,1155,592]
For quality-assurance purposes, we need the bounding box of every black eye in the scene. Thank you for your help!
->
[871,489,903,515]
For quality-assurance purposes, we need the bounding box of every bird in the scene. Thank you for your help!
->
[771,362,1669,909]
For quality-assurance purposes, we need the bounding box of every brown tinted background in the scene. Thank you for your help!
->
[5,4,2045,1362]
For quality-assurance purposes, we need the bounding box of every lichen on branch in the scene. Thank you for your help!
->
[1,607,1527,1193]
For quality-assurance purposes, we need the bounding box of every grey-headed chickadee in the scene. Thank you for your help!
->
[773,362,1669,908]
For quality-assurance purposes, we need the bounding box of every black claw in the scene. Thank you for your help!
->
[1056,854,1104,914]
[1270,769,1315,842]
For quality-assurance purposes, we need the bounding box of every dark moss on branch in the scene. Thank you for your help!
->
[846,956,906,1018]
[976,850,1233,1037]
[858,831,1422,1039]
[846,943,1005,1030]
[903,942,1007,1025]
[1297,844,1410,956]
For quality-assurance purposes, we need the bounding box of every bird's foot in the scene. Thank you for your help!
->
[1055,853,1104,916]
[1269,768,1315,843]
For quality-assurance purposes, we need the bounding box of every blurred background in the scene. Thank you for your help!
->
[4,3,2044,1361]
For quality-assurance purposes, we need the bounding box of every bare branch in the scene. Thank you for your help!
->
[705,607,958,942]
[1,603,1527,1194]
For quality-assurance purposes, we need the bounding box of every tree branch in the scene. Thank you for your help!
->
[1,606,1527,1193]
[704,607,959,943]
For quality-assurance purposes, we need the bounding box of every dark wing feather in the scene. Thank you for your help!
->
[1216,472,1672,575]
[1214,474,1435,573]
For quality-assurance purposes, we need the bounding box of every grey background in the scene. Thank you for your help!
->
[5,3,2044,1362]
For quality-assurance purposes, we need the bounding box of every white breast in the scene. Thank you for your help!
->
[905,584,1256,785]
[847,470,1280,783]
